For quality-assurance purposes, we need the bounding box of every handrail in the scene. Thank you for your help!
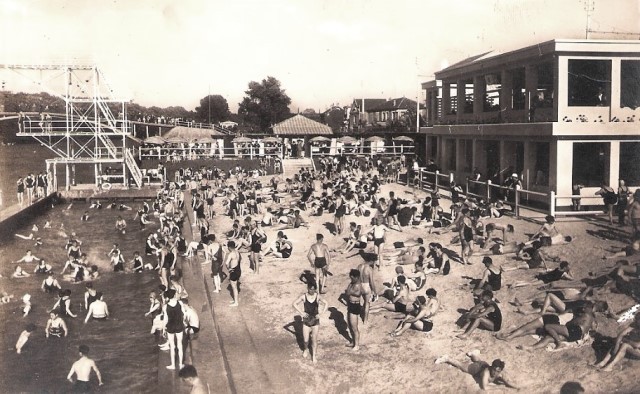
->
[125,149,143,188]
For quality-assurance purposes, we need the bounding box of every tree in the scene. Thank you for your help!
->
[321,106,346,133]
[195,94,230,124]
[238,76,291,132]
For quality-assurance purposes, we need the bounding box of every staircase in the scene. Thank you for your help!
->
[124,149,143,188]
[282,158,315,177]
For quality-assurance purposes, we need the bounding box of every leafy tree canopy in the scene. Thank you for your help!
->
[195,94,230,124]
[238,76,291,132]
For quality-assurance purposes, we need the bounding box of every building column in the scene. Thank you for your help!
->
[473,76,485,115]
[609,141,620,187]
[442,82,451,116]
[610,59,621,121]
[525,65,538,120]
[501,70,512,119]
[457,80,465,119]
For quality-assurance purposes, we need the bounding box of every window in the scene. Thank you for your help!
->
[462,80,474,114]
[428,136,438,160]
[621,60,640,109]
[533,142,549,186]
[484,74,501,112]
[448,83,458,115]
[536,62,554,109]
[568,59,611,106]
[572,142,609,187]
[620,142,640,186]
[512,68,526,110]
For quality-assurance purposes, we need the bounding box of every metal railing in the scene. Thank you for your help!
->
[124,149,143,188]
[138,146,283,161]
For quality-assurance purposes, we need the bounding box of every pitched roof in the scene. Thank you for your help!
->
[163,126,224,140]
[366,97,423,112]
[351,98,387,112]
[272,114,333,136]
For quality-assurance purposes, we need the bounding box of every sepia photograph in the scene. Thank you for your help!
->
[0,0,639,392]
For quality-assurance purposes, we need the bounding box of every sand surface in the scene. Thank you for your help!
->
[204,177,638,393]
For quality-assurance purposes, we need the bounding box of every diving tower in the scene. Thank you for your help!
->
[0,64,143,190]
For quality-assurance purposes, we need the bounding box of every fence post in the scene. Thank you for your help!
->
[514,188,520,218]
[419,169,424,191]
[486,180,492,201]
[550,191,556,217]
[435,171,439,191]
[465,177,470,197]
[449,172,454,186]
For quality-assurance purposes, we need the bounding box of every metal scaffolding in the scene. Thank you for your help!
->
[0,64,142,190]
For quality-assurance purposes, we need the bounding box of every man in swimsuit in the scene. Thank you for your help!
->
[225,241,241,307]
[292,282,328,363]
[307,234,331,295]
[84,292,109,323]
[342,269,370,351]
[435,353,518,391]
[357,253,379,302]
[178,365,208,394]
[385,191,403,232]
[366,218,389,269]
[67,345,104,391]
[525,302,596,350]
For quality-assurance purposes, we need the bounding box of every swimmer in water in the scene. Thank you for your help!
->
[80,211,90,221]
[12,266,31,278]
[22,294,32,317]
[16,323,37,354]
[115,216,127,234]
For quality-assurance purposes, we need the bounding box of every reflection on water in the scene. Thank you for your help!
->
[0,201,160,393]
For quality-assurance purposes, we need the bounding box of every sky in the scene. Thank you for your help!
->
[0,0,638,113]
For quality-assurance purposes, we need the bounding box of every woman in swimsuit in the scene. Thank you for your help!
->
[366,218,389,269]
[391,289,440,337]
[435,354,518,390]
[458,290,502,339]
[292,282,328,363]
[45,311,68,338]
[42,274,62,293]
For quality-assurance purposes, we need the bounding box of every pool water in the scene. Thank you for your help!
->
[0,201,161,392]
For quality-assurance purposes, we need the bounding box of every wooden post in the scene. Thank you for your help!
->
[549,191,556,217]
[486,180,492,201]
[515,188,520,218]
[435,170,439,191]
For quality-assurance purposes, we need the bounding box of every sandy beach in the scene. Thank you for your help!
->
[203,176,638,393]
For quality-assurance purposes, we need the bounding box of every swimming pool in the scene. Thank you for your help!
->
[0,201,162,393]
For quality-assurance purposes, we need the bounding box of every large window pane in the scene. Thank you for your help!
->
[621,60,640,109]
[620,142,640,186]
[572,142,609,187]
[484,74,501,112]
[536,62,554,108]
[568,60,611,106]
[534,142,549,186]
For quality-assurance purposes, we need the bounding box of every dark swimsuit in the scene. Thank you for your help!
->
[347,301,362,315]
[165,302,185,334]
[303,294,320,327]
[487,301,502,331]
[229,264,241,282]
[487,269,502,291]
[566,322,583,342]
[314,257,327,269]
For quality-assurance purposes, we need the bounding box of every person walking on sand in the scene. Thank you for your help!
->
[308,234,331,294]
[224,241,241,307]
[292,282,328,363]
[342,269,370,351]
[67,345,104,392]
[596,183,617,225]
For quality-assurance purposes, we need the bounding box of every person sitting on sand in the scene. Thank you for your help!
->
[595,312,640,371]
[458,290,502,339]
[474,257,502,295]
[434,352,519,391]
[12,266,31,278]
[264,231,293,259]
[390,289,440,337]
[370,275,412,314]
[423,243,452,276]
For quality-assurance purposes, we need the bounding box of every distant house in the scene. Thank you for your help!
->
[365,97,423,127]
[348,98,387,131]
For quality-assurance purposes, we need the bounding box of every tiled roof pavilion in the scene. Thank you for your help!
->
[272,114,333,136]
